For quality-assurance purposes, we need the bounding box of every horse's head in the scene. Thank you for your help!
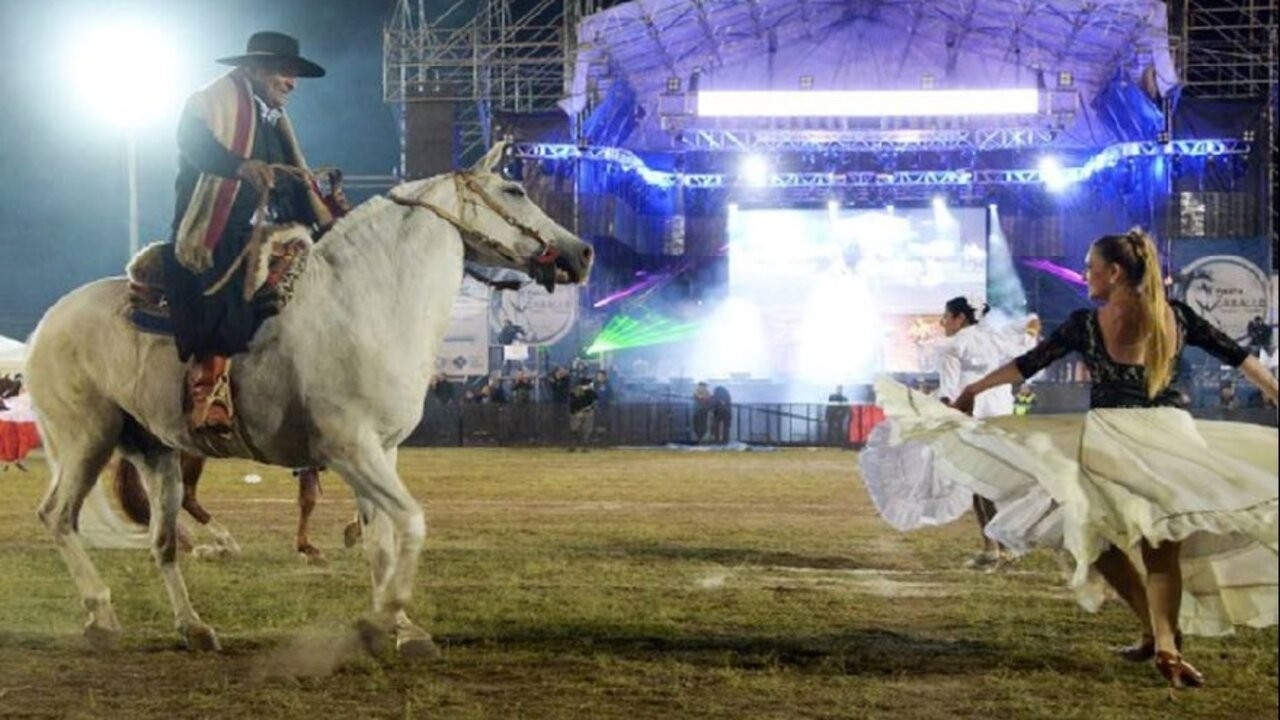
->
[388,143,592,292]
[451,169,592,291]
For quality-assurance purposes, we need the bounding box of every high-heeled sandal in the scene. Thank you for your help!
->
[1155,650,1204,690]
[1114,630,1182,662]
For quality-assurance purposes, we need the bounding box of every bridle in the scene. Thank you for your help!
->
[386,172,561,269]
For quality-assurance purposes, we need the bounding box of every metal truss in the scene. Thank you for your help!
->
[1171,1,1276,262]
[680,127,1062,153]
[509,138,1251,190]
[1074,139,1251,179]
[1175,0,1277,100]
[384,0,603,167]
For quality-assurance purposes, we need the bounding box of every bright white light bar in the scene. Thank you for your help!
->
[697,90,1040,118]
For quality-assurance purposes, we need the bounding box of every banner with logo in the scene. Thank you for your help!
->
[489,283,579,347]
[1168,239,1271,344]
[435,277,491,377]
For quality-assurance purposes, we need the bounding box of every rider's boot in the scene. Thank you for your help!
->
[187,355,234,434]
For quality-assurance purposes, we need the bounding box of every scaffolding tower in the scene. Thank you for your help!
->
[384,0,606,169]
[1175,0,1278,258]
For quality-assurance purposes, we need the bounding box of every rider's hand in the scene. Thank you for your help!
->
[236,159,275,194]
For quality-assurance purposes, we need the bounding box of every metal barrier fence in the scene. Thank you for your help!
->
[404,401,857,447]
[402,396,1276,448]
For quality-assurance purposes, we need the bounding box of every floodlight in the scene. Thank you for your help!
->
[67,21,179,129]
[697,89,1039,118]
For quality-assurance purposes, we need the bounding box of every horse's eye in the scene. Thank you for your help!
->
[503,186,526,199]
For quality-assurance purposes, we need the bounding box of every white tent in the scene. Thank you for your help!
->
[0,334,26,375]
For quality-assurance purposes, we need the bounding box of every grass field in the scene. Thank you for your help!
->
[0,448,1275,719]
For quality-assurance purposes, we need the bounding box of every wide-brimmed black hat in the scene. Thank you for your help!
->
[216,31,325,78]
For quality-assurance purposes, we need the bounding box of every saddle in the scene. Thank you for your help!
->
[126,224,313,334]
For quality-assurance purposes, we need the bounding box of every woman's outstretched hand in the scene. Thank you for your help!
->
[952,387,977,416]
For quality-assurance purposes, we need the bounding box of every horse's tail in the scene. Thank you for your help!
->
[113,456,152,526]
[77,454,151,550]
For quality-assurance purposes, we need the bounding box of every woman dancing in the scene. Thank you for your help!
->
[864,228,1278,690]
[935,297,1037,570]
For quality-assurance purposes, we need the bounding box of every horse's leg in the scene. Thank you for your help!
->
[36,424,123,650]
[112,453,194,553]
[355,495,436,658]
[330,444,437,658]
[377,448,433,654]
[124,448,220,651]
[342,510,363,548]
[295,468,325,563]
[179,454,241,557]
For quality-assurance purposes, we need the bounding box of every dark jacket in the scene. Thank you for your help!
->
[164,94,321,361]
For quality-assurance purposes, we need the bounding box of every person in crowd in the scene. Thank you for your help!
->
[593,370,613,405]
[486,373,509,405]
[826,385,850,446]
[1246,314,1271,355]
[429,373,457,406]
[691,382,713,443]
[567,376,598,451]
[864,228,1278,691]
[548,366,572,404]
[710,386,732,444]
[498,320,527,345]
[511,371,535,405]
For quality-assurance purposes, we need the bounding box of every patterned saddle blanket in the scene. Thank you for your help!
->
[127,224,313,335]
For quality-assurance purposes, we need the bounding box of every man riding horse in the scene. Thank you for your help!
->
[165,31,341,433]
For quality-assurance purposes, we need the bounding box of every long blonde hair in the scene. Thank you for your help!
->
[1092,228,1171,398]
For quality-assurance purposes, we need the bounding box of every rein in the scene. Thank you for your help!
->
[386,172,561,268]
[202,164,315,297]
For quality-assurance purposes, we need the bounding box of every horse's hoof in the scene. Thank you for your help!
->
[342,522,362,549]
[183,624,221,652]
[396,633,441,661]
[192,544,232,560]
[298,547,328,567]
[83,622,122,652]
[354,617,392,657]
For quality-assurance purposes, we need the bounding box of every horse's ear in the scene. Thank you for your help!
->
[472,141,509,175]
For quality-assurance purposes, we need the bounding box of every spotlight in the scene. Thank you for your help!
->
[1057,71,1073,88]
[1038,156,1069,192]
[666,76,682,93]
[740,154,770,187]
[885,203,895,214]
[931,195,946,211]
[827,199,840,213]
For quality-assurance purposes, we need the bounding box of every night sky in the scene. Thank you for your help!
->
[0,0,403,339]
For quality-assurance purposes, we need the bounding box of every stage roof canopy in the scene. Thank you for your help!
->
[570,0,1178,150]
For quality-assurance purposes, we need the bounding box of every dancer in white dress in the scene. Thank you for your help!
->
[935,297,1038,570]
[863,229,1278,690]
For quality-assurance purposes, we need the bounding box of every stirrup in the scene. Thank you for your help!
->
[189,360,234,434]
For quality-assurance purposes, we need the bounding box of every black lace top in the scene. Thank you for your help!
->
[1014,300,1249,409]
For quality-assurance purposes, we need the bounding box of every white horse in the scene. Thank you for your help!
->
[25,149,592,654]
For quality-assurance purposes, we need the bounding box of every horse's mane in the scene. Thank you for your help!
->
[314,176,447,269]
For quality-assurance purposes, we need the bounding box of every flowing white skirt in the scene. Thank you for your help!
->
[858,378,1279,637]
